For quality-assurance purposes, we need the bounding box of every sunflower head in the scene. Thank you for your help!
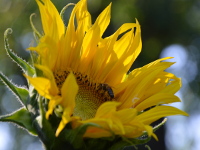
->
[0,0,188,149]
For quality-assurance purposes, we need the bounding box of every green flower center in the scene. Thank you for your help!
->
[54,70,114,120]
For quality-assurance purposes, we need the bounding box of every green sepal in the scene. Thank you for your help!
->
[4,28,35,76]
[60,3,75,20]
[153,118,167,132]
[0,107,37,136]
[30,13,42,42]
[0,72,29,106]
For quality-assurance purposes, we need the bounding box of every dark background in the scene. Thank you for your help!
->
[0,0,199,150]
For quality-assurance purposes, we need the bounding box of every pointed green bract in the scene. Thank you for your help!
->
[30,13,42,42]
[4,28,35,76]
[0,72,29,106]
[60,3,75,21]
[0,108,37,135]
[153,118,167,132]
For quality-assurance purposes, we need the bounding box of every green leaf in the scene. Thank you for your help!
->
[0,72,29,106]
[128,136,151,146]
[0,108,37,136]
[4,28,35,76]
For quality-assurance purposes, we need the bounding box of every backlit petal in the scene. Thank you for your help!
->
[135,106,189,125]
[35,0,65,39]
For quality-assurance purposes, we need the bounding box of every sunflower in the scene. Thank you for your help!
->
[25,0,188,140]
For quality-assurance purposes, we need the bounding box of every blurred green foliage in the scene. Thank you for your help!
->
[0,0,199,150]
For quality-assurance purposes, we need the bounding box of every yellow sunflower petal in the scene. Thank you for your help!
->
[135,93,181,111]
[80,3,111,73]
[118,60,175,109]
[56,108,72,136]
[113,20,141,66]
[152,133,159,141]
[24,75,58,98]
[144,125,153,136]
[61,1,78,68]
[96,102,125,134]
[103,22,141,85]
[161,75,181,94]
[82,118,113,138]
[56,111,80,137]
[116,108,137,124]
[123,122,146,138]
[93,3,111,37]
[55,72,79,136]
[83,117,125,136]
[46,96,62,119]
[139,72,179,101]
[123,20,142,68]
[35,0,65,39]
[83,126,112,138]
[92,23,139,84]
[83,102,127,135]
[67,0,92,70]
[61,72,79,109]
[135,106,189,125]
[76,0,92,35]
[144,125,158,141]
[35,64,59,94]
[95,101,120,118]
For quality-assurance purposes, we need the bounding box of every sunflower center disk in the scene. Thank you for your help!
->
[54,71,114,120]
